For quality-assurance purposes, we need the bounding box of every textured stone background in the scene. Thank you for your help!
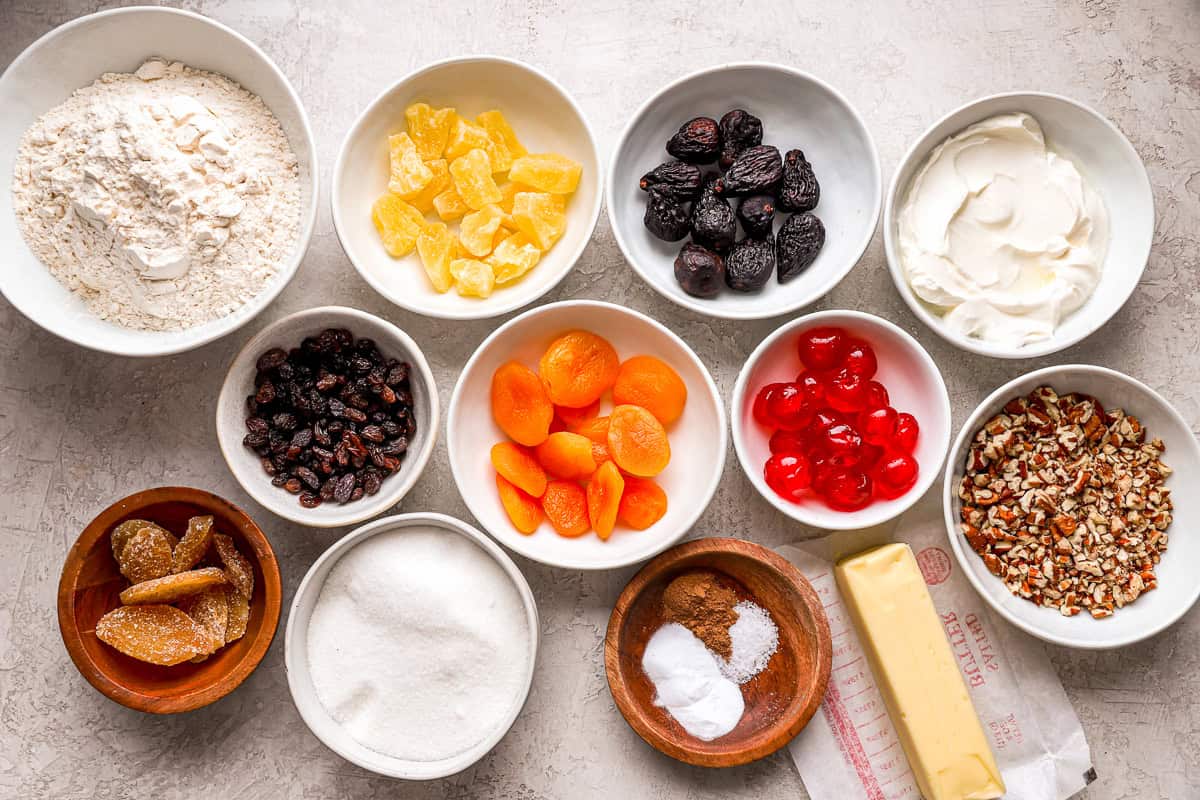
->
[2,1,1198,797]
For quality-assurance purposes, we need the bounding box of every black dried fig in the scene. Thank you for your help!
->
[674,242,725,298]
[715,145,782,197]
[690,174,736,253]
[737,195,775,238]
[719,109,763,170]
[643,188,690,242]
[776,212,825,283]
[778,149,820,212]
[639,161,703,201]
[725,235,775,292]
[666,117,721,164]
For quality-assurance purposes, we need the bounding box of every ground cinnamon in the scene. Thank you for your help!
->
[661,570,739,658]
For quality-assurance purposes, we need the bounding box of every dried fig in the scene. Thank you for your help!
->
[779,149,820,212]
[725,235,776,292]
[639,161,703,201]
[737,195,775,238]
[666,117,721,164]
[643,188,690,241]
[690,174,736,253]
[674,242,725,298]
[776,212,825,283]
[719,109,763,170]
[715,145,782,197]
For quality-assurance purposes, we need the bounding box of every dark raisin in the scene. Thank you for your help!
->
[690,174,736,254]
[674,242,725,299]
[328,398,347,418]
[245,417,270,436]
[260,457,277,476]
[737,195,775,239]
[776,212,826,283]
[382,437,409,456]
[643,188,690,242]
[243,431,267,449]
[665,117,721,164]
[638,161,703,201]
[344,407,368,423]
[361,424,385,443]
[315,372,338,392]
[319,479,338,501]
[363,471,382,495]
[715,145,782,197]
[294,466,321,490]
[255,380,276,405]
[718,109,763,170]
[291,429,313,449]
[350,487,364,502]
[778,149,820,212]
[256,348,288,372]
[334,473,356,504]
[271,475,288,488]
[386,364,409,386]
[284,478,302,494]
[272,412,298,431]
[725,234,776,292]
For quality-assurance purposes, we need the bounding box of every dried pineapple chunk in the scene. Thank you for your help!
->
[509,153,582,194]
[388,133,435,199]
[433,187,470,222]
[449,149,503,210]
[459,204,505,257]
[477,110,527,158]
[488,231,542,284]
[497,182,539,214]
[405,103,455,160]
[372,193,425,257]
[450,258,496,298]
[416,222,455,293]
[406,159,450,214]
[444,115,494,160]
[512,191,566,250]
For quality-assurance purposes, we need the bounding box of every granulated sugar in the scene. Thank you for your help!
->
[720,600,779,685]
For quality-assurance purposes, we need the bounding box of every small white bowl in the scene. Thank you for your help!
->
[731,310,951,530]
[332,56,602,321]
[884,92,1154,359]
[284,512,539,779]
[607,63,881,320]
[216,306,438,528]
[943,365,1200,649]
[447,300,726,570]
[0,6,318,357]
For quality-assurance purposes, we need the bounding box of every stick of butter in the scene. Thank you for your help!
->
[835,543,1005,800]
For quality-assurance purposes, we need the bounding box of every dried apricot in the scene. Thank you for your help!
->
[607,404,671,477]
[95,605,208,667]
[388,132,435,198]
[405,102,455,160]
[556,399,600,430]
[496,474,544,535]
[587,461,625,540]
[491,441,548,497]
[213,534,254,600]
[591,440,611,466]
[509,153,583,194]
[178,586,229,656]
[538,330,620,408]
[618,477,668,530]
[535,432,597,480]
[491,360,554,446]
[612,355,688,426]
[118,526,176,584]
[541,480,590,538]
[576,415,610,444]
[120,567,228,605]
[416,222,455,293]
[172,515,213,574]
[224,586,250,644]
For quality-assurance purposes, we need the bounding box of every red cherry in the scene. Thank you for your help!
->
[873,453,919,499]
[842,339,877,379]
[764,453,812,501]
[795,372,826,404]
[753,382,787,426]
[893,413,920,453]
[798,327,848,371]
[766,382,814,431]
[806,409,843,442]
[818,422,863,455]
[826,368,868,413]
[864,381,889,411]
[821,470,873,511]
[769,428,807,455]
[860,406,898,446]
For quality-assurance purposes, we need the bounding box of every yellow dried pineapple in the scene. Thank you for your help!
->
[459,205,505,257]
[433,187,470,222]
[477,110,527,158]
[444,116,494,160]
[488,231,541,285]
[372,193,425,257]
[405,103,455,160]
[416,222,455,293]
[497,181,539,214]
[508,153,582,194]
[406,159,450,214]
[449,149,503,210]
[450,258,496,298]
[388,133,434,199]
[511,191,566,250]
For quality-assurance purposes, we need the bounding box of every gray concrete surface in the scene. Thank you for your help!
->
[2,1,1198,797]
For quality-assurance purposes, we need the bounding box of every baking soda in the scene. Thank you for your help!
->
[642,623,744,741]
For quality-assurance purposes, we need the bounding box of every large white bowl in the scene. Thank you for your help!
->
[607,63,881,320]
[884,92,1154,359]
[332,56,602,320]
[284,512,539,779]
[731,310,952,530]
[0,6,318,356]
[447,300,727,570]
[944,365,1200,649]
[215,307,438,528]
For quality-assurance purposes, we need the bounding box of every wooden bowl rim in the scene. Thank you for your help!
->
[604,536,833,767]
[57,486,283,714]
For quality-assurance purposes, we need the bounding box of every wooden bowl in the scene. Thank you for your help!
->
[604,537,832,767]
[57,487,282,713]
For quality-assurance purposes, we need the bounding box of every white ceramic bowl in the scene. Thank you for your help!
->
[447,300,726,570]
[944,365,1200,649]
[884,92,1154,359]
[732,310,951,530]
[607,63,881,320]
[284,512,539,779]
[332,56,602,320]
[0,6,318,357]
[216,306,438,528]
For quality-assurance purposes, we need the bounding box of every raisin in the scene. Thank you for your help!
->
[299,493,322,508]
[776,212,826,283]
[674,242,726,299]
[290,428,313,449]
[690,174,736,253]
[284,478,302,494]
[665,117,721,164]
[639,161,703,201]
[255,380,276,405]
[360,424,385,443]
[725,234,776,292]
[715,145,782,197]
[779,149,820,212]
[256,348,288,372]
[272,412,298,431]
[334,473,356,504]
[246,417,269,436]
[718,109,763,170]
[643,188,690,242]
[737,195,776,238]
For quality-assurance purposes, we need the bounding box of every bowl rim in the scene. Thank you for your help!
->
[214,305,440,528]
[330,53,604,321]
[731,309,952,530]
[882,90,1155,360]
[283,511,540,779]
[603,536,833,767]
[56,485,283,713]
[0,5,319,357]
[942,363,1200,649]
[446,298,728,570]
[605,60,883,321]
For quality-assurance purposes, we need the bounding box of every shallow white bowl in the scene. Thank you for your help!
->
[732,310,951,530]
[884,92,1154,359]
[216,306,438,528]
[607,63,881,320]
[944,365,1200,649]
[284,512,539,779]
[0,6,318,357]
[447,300,726,570]
[332,56,602,320]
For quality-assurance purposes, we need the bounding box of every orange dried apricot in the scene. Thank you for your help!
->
[535,432,597,480]
[496,474,544,535]
[587,461,625,540]
[576,415,610,444]
[617,477,668,530]
[491,441,548,497]
[555,399,600,430]
[491,360,554,446]
[607,404,671,477]
[612,355,688,426]
[541,480,590,538]
[591,440,611,466]
[538,330,619,408]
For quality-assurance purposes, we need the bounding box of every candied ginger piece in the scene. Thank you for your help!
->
[95,605,208,666]
[509,153,582,194]
[459,204,505,257]
[444,115,494,160]
[477,110,527,158]
[406,158,450,214]
[213,534,254,600]
[387,133,434,198]
[371,193,425,257]
[224,586,250,643]
[119,527,177,584]
[433,187,470,222]
[449,149,503,210]
[110,519,169,562]
[178,586,229,656]
[512,191,567,250]
[405,102,455,160]
[172,515,213,574]
[120,567,228,605]
[450,258,496,298]
[416,222,455,293]
[489,231,542,284]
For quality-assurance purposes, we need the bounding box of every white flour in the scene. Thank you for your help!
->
[11,58,301,331]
